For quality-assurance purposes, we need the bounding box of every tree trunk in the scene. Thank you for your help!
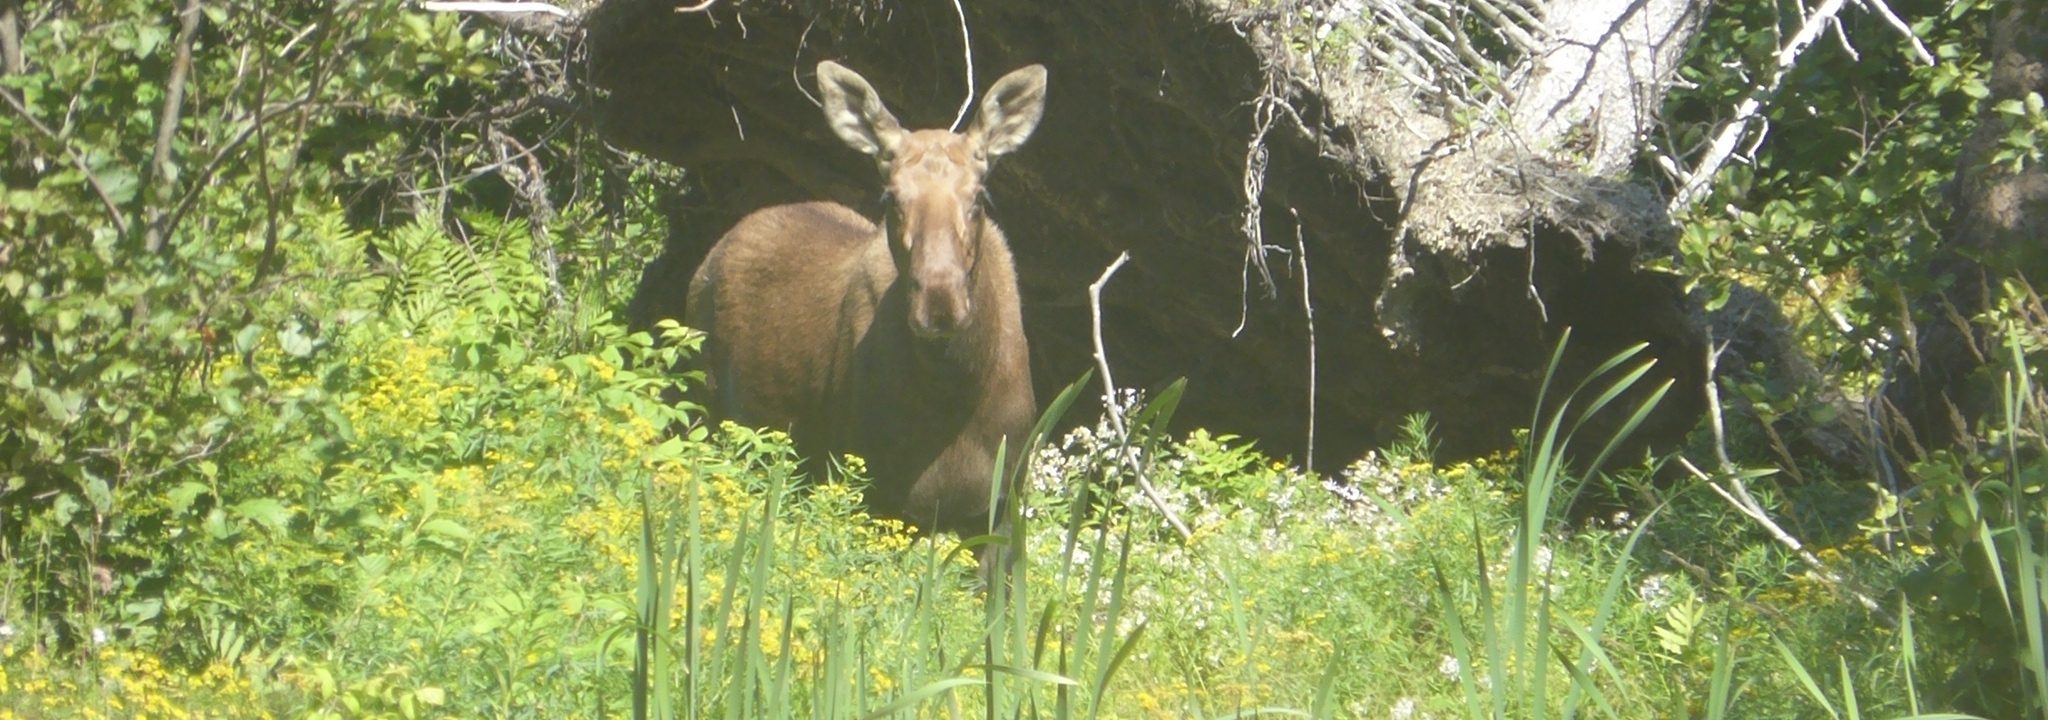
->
[1885,2,2048,453]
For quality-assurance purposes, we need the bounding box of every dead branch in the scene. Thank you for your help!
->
[419,1,570,16]
[946,0,973,132]
[1666,0,1888,214]
[1090,252,1195,542]
[1292,208,1317,470]
[0,90,131,235]
[1692,336,1892,622]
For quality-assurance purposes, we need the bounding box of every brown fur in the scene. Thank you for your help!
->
[684,63,1047,537]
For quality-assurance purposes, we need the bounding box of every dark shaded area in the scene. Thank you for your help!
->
[592,0,1706,468]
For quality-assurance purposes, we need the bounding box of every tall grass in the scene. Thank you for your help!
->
[1433,330,1671,720]
[612,328,2008,719]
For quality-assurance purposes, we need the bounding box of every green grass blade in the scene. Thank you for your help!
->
[1434,562,1489,720]
[1579,378,1673,480]
[861,677,988,720]
[1964,489,2015,623]
[2002,337,2048,720]
[1898,596,1921,715]
[1527,327,1576,434]
[1213,708,1313,719]
[635,477,659,720]
[1563,505,1662,717]
[1568,358,1657,437]
[1705,630,1737,720]
[1031,371,1094,451]
[1309,646,1344,719]
[1532,588,1553,720]
[1839,655,1863,720]
[1549,616,1622,720]
[1091,620,1147,717]
[982,663,1082,687]
[1092,525,1137,698]
[1128,378,1187,439]
[1769,637,1837,719]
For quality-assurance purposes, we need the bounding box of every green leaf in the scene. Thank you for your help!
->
[123,598,164,624]
[420,518,474,542]
[97,166,139,205]
[168,481,210,513]
[235,324,265,353]
[133,24,169,57]
[232,498,293,532]
[36,387,81,423]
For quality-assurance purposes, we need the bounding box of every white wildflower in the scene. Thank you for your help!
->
[1390,696,1418,719]
[1437,655,1461,679]
[1638,574,1673,610]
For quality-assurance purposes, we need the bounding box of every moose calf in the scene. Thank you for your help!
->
[686,61,1047,544]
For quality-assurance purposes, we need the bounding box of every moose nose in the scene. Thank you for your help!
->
[910,274,970,338]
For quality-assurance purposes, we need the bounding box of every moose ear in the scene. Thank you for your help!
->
[816,61,904,158]
[968,65,1048,158]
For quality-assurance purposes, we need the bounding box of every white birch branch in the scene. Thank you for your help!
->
[417,1,570,17]
[1666,0,1848,214]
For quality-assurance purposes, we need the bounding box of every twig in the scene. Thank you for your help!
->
[1089,252,1194,542]
[947,0,973,132]
[792,17,820,108]
[161,98,318,243]
[671,0,717,13]
[418,0,570,16]
[248,50,282,290]
[142,0,205,254]
[1691,338,1893,623]
[1291,209,1317,470]
[1090,253,1131,419]
[1851,0,1935,65]
[0,90,131,235]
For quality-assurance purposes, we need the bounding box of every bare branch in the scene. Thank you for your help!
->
[161,98,318,244]
[1852,0,1935,65]
[1691,338,1893,623]
[1667,0,1847,214]
[1090,252,1131,407]
[792,17,821,108]
[418,1,570,16]
[0,89,131,236]
[1089,252,1195,542]
[947,0,973,132]
[248,52,282,289]
[672,0,717,13]
[1292,209,1317,470]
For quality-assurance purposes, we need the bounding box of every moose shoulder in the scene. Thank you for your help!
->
[684,61,1047,538]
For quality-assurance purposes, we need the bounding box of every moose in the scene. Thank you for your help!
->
[684,61,1047,547]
